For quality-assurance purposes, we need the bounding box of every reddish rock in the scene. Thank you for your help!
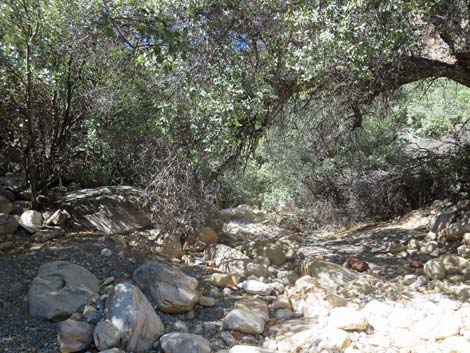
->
[410,259,424,268]
[345,257,369,272]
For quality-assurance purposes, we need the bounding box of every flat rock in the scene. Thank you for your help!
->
[133,261,199,313]
[106,282,164,353]
[27,261,99,321]
[61,186,151,234]
[160,332,210,353]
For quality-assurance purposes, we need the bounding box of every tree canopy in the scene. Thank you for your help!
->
[1,0,469,224]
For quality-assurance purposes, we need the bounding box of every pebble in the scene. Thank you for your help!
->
[199,296,216,307]
[101,248,113,257]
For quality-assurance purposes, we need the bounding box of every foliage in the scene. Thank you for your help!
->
[0,0,469,231]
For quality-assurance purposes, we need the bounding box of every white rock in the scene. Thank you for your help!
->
[327,307,368,331]
[441,336,470,353]
[241,280,272,296]
[21,210,43,229]
[390,329,421,348]
[312,327,351,351]
[229,346,274,353]
[424,258,447,280]
[160,332,210,353]
[412,313,461,340]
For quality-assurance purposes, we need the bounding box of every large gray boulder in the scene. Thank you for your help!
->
[27,261,99,321]
[61,186,151,234]
[105,282,164,353]
[133,262,199,313]
[160,332,211,353]
[0,213,18,235]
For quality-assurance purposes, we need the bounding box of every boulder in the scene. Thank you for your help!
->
[245,241,286,266]
[223,309,266,334]
[0,213,18,235]
[57,319,93,353]
[61,186,151,234]
[219,259,270,278]
[299,259,358,290]
[197,227,218,245]
[20,210,43,229]
[94,319,121,351]
[234,298,269,322]
[0,195,12,214]
[160,332,211,353]
[219,204,265,223]
[153,233,183,259]
[204,244,249,267]
[211,273,239,288]
[447,221,470,241]
[133,261,199,313]
[106,282,164,353]
[424,258,447,280]
[429,211,457,234]
[28,261,99,321]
